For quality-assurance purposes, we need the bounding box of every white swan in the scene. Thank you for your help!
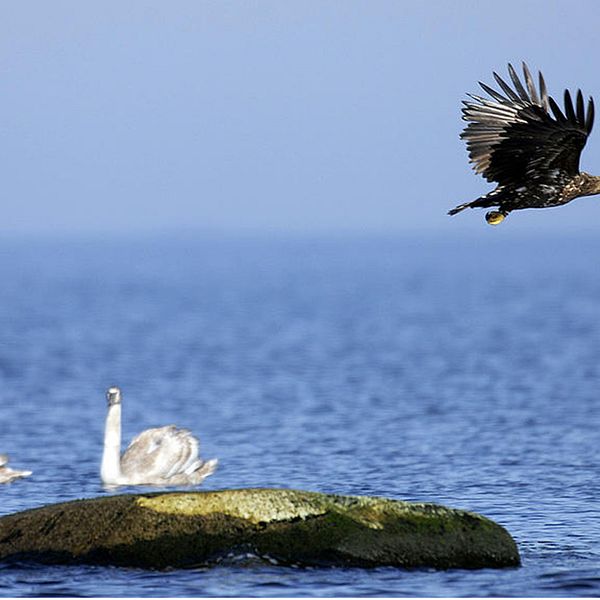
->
[0,454,32,484]
[100,386,218,487]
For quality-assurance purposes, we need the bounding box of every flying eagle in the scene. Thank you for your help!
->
[449,63,598,225]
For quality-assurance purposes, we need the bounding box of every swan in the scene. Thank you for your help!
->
[0,454,32,483]
[100,386,218,487]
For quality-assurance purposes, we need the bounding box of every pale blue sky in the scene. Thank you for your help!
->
[2,0,600,235]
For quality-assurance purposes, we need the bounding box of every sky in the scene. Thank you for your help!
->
[2,0,600,236]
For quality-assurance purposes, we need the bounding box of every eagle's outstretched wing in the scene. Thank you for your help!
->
[461,63,594,186]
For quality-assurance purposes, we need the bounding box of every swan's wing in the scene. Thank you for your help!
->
[0,455,8,467]
[166,457,219,486]
[120,426,201,481]
[0,463,32,483]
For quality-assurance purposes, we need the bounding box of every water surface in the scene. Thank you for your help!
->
[0,233,598,596]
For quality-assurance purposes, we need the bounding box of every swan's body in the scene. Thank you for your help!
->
[100,387,218,487]
[0,454,32,484]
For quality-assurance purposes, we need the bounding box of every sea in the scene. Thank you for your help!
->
[0,231,598,597]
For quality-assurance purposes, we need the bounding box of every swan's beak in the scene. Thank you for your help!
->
[106,387,121,406]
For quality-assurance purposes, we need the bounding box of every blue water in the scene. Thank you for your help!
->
[0,232,598,597]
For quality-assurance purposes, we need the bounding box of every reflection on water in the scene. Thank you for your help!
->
[0,233,598,596]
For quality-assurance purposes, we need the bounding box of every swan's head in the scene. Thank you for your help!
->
[106,386,121,406]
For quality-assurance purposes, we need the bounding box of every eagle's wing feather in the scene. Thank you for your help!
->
[461,63,594,186]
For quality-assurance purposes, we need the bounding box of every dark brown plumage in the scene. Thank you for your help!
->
[449,63,600,225]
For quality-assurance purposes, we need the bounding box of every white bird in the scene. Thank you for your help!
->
[0,454,31,484]
[100,386,218,487]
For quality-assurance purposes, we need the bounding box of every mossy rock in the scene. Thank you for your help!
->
[0,488,519,569]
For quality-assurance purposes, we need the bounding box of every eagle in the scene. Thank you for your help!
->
[449,63,598,225]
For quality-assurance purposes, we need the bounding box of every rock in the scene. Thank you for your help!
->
[0,488,519,569]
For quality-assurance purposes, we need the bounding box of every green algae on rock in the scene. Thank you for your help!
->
[0,488,520,569]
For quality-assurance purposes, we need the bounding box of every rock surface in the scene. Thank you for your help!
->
[0,488,520,569]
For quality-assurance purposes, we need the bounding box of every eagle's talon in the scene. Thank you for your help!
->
[485,211,506,225]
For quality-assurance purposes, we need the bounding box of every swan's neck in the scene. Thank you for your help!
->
[101,403,122,484]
